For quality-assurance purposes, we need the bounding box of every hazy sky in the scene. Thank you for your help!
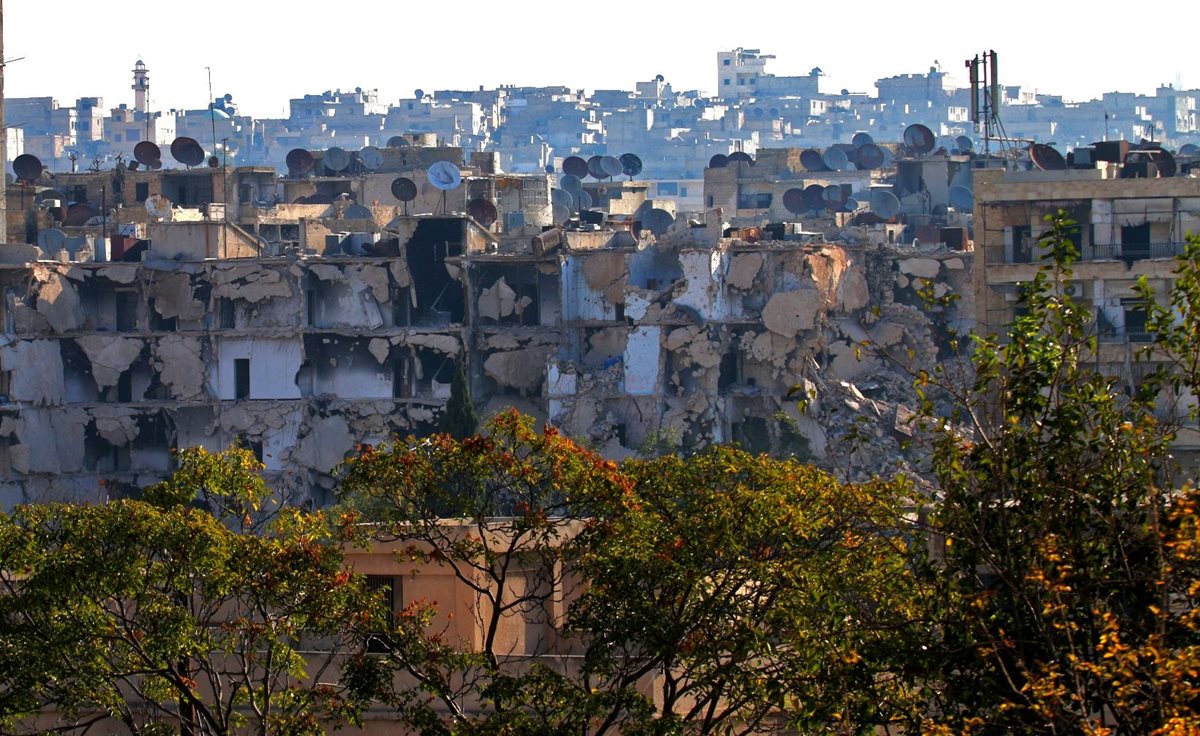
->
[4,1,1189,118]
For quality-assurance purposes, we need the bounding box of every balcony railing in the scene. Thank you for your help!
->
[987,242,1189,266]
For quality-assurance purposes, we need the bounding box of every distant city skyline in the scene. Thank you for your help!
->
[6,1,1189,118]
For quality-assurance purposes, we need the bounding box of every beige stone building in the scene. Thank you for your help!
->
[974,165,1200,462]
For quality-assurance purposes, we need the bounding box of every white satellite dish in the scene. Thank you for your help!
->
[427,160,462,191]
[145,194,173,220]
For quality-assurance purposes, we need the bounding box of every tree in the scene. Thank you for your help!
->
[337,411,933,735]
[0,446,388,736]
[916,213,1200,733]
[570,446,934,735]
[439,360,479,440]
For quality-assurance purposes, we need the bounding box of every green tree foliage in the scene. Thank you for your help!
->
[439,360,480,440]
[338,410,930,735]
[919,214,1200,734]
[571,447,934,735]
[0,446,388,736]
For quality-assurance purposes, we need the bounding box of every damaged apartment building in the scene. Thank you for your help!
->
[0,139,973,507]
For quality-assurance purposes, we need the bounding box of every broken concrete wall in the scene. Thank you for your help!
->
[1,339,65,405]
[623,326,661,396]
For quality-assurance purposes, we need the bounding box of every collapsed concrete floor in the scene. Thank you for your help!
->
[0,217,972,507]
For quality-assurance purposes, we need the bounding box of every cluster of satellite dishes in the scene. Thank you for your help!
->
[284,146,388,178]
[548,153,672,234]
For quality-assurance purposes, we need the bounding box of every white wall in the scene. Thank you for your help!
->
[211,338,303,400]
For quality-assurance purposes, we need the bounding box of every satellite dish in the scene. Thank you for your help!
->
[169,136,206,167]
[903,124,936,155]
[782,188,806,215]
[950,166,974,191]
[1127,148,1177,178]
[207,156,220,168]
[323,147,351,174]
[150,160,163,170]
[133,141,161,167]
[1180,143,1200,156]
[551,188,575,210]
[655,74,665,82]
[955,135,975,154]
[851,132,874,147]
[223,93,233,102]
[390,176,418,202]
[619,153,643,177]
[359,146,384,171]
[708,154,729,168]
[562,156,589,178]
[36,189,65,203]
[560,174,583,194]
[728,151,753,165]
[802,184,826,211]
[414,88,425,99]
[12,154,43,183]
[822,184,849,208]
[949,185,974,212]
[344,203,373,219]
[822,147,851,172]
[551,204,571,225]
[600,155,623,179]
[145,194,173,219]
[286,148,315,176]
[576,190,594,210]
[868,189,901,219]
[387,135,412,148]
[856,143,885,170]
[1029,143,1066,171]
[426,160,462,190]
[467,199,499,227]
[586,155,606,179]
[800,149,826,171]
[37,229,66,252]
[880,147,895,168]
[128,161,140,171]
[63,203,98,226]
[641,208,674,236]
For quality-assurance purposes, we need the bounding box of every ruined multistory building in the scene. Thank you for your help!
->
[0,141,975,508]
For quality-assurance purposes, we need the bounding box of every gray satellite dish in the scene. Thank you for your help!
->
[13,154,43,183]
[949,185,974,212]
[641,208,674,236]
[324,147,351,174]
[344,204,373,219]
[868,189,900,219]
[427,161,462,190]
[145,194,173,220]
[551,204,571,225]
[387,135,412,148]
[1180,143,1200,156]
[586,155,606,179]
[880,147,895,168]
[950,166,973,191]
[37,228,67,252]
[551,188,574,210]
[359,146,384,171]
[852,132,874,147]
[856,143,885,169]
[619,153,643,177]
[822,147,853,172]
[955,135,974,154]
[560,174,583,194]
[576,190,593,210]
[600,155,623,178]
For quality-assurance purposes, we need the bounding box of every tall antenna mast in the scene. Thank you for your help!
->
[966,50,1012,167]
[206,66,217,159]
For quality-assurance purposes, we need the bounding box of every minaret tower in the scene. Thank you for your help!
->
[132,59,149,113]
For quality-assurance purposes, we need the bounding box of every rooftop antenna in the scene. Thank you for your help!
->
[965,50,1014,167]
[206,66,218,160]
